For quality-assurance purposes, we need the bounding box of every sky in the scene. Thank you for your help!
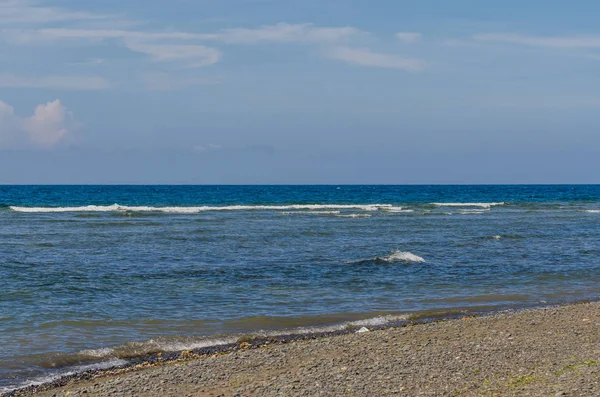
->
[1,0,600,184]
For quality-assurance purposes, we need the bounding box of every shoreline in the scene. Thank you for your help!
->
[4,300,600,396]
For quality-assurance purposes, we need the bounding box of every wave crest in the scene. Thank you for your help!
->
[432,202,504,208]
[9,203,396,214]
[380,250,426,263]
[354,250,426,264]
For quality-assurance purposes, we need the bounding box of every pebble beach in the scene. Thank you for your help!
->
[6,301,600,397]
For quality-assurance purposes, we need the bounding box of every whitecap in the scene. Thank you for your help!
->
[379,250,426,263]
[279,211,341,215]
[458,209,489,214]
[432,202,504,209]
[584,210,600,213]
[337,214,372,218]
[9,203,395,214]
[383,207,414,213]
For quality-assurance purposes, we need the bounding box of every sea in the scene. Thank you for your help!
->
[1,185,600,392]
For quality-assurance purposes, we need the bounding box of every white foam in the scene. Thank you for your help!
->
[79,347,115,358]
[584,210,600,213]
[384,207,414,213]
[147,338,236,352]
[337,213,372,218]
[432,202,504,209]
[279,211,341,215]
[256,314,410,338]
[1,358,128,394]
[492,235,502,240]
[380,250,425,263]
[348,315,409,327]
[9,204,395,214]
[458,209,488,214]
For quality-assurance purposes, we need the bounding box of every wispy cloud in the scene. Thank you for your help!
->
[0,99,75,148]
[0,0,110,25]
[1,2,429,78]
[31,23,364,45]
[6,23,364,69]
[396,32,422,44]
[124,40,221,68]
[0,73,109,90]
[32,28,203,41]
[327,47,427,71]
[213,23,365,44]
[474,33,600,48]
[193,143,222,153]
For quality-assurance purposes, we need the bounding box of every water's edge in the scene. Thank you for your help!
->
[4,297,598,397]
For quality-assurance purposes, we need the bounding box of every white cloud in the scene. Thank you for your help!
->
[34,28,204,41]
[0,99,75,148]
[214,23,364,44]
[32,23,364,45]
[0,73,109,90]
[474,33,600,49]
[396,32,422,43]
[23,100,71,147]
[327,47,428,71]
[124,40,221,67]
[5,23,366,69]
[140,72,220,91]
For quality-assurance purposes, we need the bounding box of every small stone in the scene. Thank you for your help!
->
[356,327,370,333]
[555,392,566,397]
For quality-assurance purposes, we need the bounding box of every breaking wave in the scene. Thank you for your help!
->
[9,204,396,214]
[458,209,489,214]
[432,202,504,208]
[1,314,409,394]
[0,358,128,394]
[354,250,426,264]
[336,214,372,218]
[279,211,341,215]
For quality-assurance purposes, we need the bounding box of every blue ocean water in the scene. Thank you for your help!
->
[1,185,600,391]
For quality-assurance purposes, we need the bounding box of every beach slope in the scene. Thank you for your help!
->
[10,302,600,397]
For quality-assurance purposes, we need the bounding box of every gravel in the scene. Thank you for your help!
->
[6,302,600,397]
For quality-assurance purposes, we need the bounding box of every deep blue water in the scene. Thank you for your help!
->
[1,185,600,391]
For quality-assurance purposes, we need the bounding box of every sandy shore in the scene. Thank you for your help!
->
[6,301,600,397]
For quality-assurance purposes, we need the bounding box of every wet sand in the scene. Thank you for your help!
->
[6,301,600,397]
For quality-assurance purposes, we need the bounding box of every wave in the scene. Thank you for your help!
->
[0,358,128,394]
[432,202,504,208]
[1,313,409,394]
[458,209,489,214]
[279,211,341,215]
[383,207,414,213]
[583,210,600,213]
[354,250,426,264]
[9,203,396,214]
[73,314,409,362]
[336,214,372,218]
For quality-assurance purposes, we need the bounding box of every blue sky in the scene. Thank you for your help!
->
[1,0,599,184]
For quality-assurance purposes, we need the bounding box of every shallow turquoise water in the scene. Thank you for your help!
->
[1,185,599,390]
